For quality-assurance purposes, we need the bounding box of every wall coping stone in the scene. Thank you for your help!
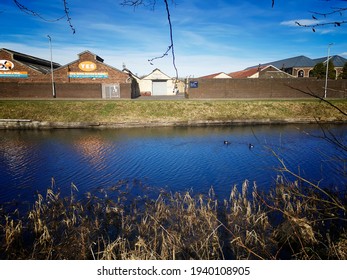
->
[0,118,346,129]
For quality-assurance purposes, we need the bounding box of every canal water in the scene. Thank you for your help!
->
[0,124,346,205]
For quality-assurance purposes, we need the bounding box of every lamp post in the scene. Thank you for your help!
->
[324,43,333,99]
[47,35,56,98]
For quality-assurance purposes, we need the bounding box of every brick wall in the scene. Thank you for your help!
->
[188,78,347,99]
[55,83,102,98]
[0,82,134,99]
[120,83,133,99]
[0,82,19,97]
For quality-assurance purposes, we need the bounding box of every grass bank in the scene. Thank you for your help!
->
[0,99,347,124]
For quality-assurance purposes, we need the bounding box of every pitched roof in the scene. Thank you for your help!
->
[230,65,293,78]
[78,50,104,62]
[142,68,172,80]
[248,55,347,71]
[313,55,347,67]
[55,50,126,75]
[229,66,262,78]
[1,48,61,74]
[199,72,231,79]
[260,55,316,69]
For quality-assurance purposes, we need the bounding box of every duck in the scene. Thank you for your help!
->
[249,143,254,149]
[224,140,230,145]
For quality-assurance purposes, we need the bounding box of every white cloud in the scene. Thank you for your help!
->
[280,19,320,27]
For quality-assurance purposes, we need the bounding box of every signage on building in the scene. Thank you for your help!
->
[78,61,97,72]
[0,59,28,78]
[0,71,28,78]
[0,60,15,71]
[189,81,198,88]
[68,72,108,79]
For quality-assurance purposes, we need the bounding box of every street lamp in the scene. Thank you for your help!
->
[47,35,56,98]
[324,43,333,99]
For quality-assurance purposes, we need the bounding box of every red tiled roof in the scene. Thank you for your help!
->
[229,66,263,78]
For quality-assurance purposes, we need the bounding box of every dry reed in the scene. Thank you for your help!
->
[0,177,346,260]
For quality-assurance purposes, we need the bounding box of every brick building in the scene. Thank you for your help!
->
[0,48,60,83]
[0,49,137,99]
[256,55,347,78]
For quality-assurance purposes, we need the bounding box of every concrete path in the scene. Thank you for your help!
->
[135,93,186,100]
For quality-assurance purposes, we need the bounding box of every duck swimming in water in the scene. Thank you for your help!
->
[224,140,230,145]
[249,143,254,149]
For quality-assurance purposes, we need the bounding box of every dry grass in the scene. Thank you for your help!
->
[1,100,347,123]
[1,176,346,260]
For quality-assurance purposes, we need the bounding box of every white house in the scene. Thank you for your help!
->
[140,68,177,96]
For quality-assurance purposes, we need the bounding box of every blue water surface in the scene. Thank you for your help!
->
[0,124,346,204]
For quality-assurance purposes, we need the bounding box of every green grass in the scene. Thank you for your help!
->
[0,99,347,124]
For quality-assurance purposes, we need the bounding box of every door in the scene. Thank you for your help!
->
[152,80,167,96]
[102,84,120,99]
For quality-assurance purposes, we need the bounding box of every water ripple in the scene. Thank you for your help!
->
[0,125,346,204]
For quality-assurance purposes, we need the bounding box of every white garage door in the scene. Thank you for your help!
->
[152,80,167,96]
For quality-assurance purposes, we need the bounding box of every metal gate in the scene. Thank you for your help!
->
[102,84,120,99]
[152,80,167,96]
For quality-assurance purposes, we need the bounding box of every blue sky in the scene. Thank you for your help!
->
[1,0,347,77]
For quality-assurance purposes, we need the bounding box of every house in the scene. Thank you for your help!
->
[257,55,347,78]
[199,72,231,79]
[139,68,178,96]
[0,48,60,82]
[229,65,293,79]
[313,55,347,78]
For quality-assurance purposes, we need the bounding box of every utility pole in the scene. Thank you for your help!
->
[47,35,56,98]
[324,43,333,99]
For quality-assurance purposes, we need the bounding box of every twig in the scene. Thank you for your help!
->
[13,0,75,33]
[13,0,65,22]
[287,85,347,117]
[271,149,345,211]
[121,0,178,79]
[63,0,76,34]
[148,0,178,80]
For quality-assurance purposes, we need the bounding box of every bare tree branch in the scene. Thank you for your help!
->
[295,19,347,32]
[120,0,157,10]
[272,0,347,30]
[309,6,347,18]
[296,2,347,31]
[161,0,178,79]
[63,0,76,34]
[287,85,347,117]
[13,0,65,22]
[121,0,178,79]
[12,0,76,34]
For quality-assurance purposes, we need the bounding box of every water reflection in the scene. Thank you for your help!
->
[0,138,32,174]
[73,135,111,169]
[0,124,346,205]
